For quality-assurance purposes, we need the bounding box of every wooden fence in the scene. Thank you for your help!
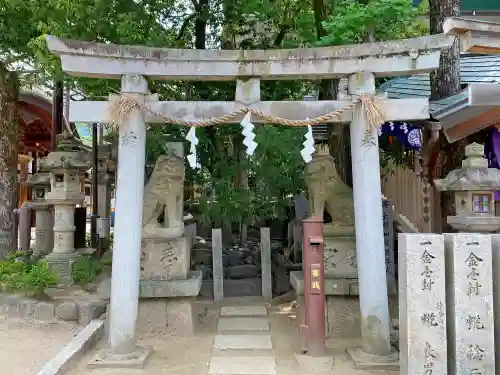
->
[381,164,432,233]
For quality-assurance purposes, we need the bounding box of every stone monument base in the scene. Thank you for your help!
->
[290,271,397,338]
[46,252,80,287]
[88,345,152,369]
[138,271,202,337]
[345,347,399,371]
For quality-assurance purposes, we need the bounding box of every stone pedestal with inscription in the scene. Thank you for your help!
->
[399,234,447,375]
[445,234,495,375]
[489,235,500,375]
[138,143,201,337]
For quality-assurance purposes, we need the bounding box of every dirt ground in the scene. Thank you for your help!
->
[62,297,399,375]
[0,316,80,375]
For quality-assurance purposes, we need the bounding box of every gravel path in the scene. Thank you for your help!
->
[0,316,80,375]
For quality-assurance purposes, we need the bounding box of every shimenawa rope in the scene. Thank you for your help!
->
[107,93,387,133]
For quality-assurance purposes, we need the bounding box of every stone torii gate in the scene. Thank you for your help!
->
[46,34,453,368]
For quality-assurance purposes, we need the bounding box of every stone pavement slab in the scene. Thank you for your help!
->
[213,334,273,350]
[217,318,269,333]
[209,356,276,375]
[220,306,267,317]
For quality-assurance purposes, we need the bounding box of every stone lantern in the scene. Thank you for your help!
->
[40,131,90,284]
[434,142,500,232]
[25,169,54,256]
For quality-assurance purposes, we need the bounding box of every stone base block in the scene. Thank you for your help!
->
[138,297,197,337]
[293,353,334,371]
[88,345,152,369]
[46,253,79,287]
[167,297,196,336]
[345,347,399,371]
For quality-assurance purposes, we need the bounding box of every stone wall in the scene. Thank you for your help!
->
[0,294,107,325]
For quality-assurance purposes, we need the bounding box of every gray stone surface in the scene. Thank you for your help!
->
[324,236,357,279]
[217,317,269,333]
[445,234,495,375]
[140,236,191,280]
[221,306,267,317]
[34,302,55,321]
[166,297,196,336]
[399,234,447,375]
[212,229,224,301]
[346,348,399,371]
[491,234,500,375]
[47,34,451,81]
[137,299,167,336]
[46,253,79,287]
[213,334,273,350]
[88,345,152,369]
[8,300,35,318]
[77,300,107,325]
[55,301,79,321]
[139,271,202,298]
[260,228,272,300]
[209,356,276,375]
[293,353,334,371]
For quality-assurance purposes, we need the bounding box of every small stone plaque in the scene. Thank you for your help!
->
[324,237,357,279]
[445,234,495,375]
[398,233,447,375]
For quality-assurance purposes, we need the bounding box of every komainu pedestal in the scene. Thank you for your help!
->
[138,144,201,337]
[305,145,357,280]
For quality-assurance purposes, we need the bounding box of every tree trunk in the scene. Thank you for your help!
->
[428,0,464,231]
[0,62,20,258]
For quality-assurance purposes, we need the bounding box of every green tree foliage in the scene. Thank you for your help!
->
[319,0,428,46]
[0,0,429,228]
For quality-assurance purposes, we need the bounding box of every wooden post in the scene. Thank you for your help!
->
[301,216,325,356]
[260,227,272,300]
[212,228,224,301]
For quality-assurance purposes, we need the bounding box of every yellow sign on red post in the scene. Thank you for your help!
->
[310,263,321,295]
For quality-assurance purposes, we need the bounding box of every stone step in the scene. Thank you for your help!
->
[217,317,270,333]
[213,334,273,351]
[209,356,277,375]
[220,306,267,318]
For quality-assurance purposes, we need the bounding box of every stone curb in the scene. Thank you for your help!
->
[35,318,105,375]
[0,294,108,324]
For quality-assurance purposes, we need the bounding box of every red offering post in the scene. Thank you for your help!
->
[300,215,325,356]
